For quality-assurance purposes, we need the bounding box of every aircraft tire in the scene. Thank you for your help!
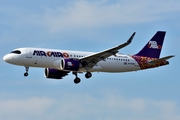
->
[85,72,92,79]
[24,72,28,77]
[74,77,81,84]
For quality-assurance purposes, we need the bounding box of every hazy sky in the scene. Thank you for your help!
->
[0,0,179,120]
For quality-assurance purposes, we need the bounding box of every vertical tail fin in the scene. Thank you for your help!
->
[135,31,166,58]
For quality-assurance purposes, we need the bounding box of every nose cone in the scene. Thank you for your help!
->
[3,54,12,63]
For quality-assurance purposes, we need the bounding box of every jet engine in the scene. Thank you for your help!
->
[53,58,80,71]
[44,68,69,79]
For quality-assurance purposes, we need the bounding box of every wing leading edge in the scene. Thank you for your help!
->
[80,32,136,69]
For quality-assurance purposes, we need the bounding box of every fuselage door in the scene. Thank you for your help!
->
[26,48,32,58]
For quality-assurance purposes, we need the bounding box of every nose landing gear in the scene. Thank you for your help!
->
[24,66,29,77]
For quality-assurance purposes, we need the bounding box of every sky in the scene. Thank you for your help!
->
[0,0,179,120]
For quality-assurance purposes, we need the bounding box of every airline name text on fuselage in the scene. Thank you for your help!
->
[33,50,63,57]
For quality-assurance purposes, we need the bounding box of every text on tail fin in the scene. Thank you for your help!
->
[135,31,166,58]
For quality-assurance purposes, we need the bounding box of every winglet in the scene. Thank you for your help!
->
[127,32,136,44]
[116,32,136,51]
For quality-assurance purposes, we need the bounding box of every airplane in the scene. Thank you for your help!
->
[3,31,174,84]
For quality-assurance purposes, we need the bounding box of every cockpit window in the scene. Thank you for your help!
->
[11,50,21,54]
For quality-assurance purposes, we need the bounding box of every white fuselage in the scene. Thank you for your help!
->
[3,47,141,72]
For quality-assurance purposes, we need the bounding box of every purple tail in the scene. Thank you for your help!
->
[135,31,166,58]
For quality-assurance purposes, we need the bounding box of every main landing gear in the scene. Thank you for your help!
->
[73,72,92,84]
[24,66,29,77]
[85,72,92,79]
[73,72,81,84]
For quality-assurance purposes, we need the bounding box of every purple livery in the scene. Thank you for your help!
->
[135,31,165,58]
[132,31,170,70]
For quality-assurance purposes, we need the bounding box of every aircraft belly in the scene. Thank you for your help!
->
[96,60,140,72]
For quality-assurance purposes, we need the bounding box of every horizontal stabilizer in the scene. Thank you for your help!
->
[148,55,175,65]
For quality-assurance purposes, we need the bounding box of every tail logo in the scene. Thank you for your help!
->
[148,41,162,49]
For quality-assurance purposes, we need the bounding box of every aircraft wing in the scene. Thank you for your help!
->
[148,55,175,65]
[80,32,136,69]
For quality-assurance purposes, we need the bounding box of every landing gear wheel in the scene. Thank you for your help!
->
[24,66,29,77]
[85,72,92,79]
[73,72,81,84]
[24,72,28,77]
[74,77,81,84]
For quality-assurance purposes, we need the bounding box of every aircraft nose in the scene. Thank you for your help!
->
[3,54,12,63]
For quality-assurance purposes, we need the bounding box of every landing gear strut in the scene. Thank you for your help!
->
[72,72,81,84]
[24,66,29,77]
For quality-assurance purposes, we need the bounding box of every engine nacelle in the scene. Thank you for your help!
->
[44,68,68,79]
[53,58,80,71]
